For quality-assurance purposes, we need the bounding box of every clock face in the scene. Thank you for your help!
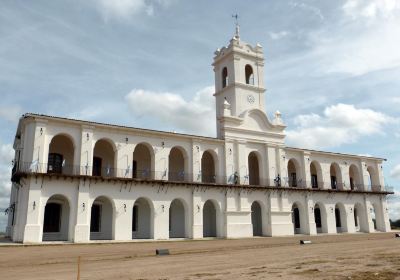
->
[247,94,255,104]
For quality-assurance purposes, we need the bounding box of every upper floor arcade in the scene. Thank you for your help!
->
[11,114,389,194]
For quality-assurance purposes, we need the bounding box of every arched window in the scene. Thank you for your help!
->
[92,139,115,177]
[48,134,75,175]
[349,164,360,190]
[287,159,299,187]
[245,64,254,85]
[201,150,216,183]
[222,67,228,88]
[248,152,260,185]
[330,163,342,190]
[310,161,322,189]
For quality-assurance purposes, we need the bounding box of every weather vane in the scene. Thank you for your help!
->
[232,14,240,39]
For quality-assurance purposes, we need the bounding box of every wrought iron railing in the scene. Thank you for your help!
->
[11,161,391,192]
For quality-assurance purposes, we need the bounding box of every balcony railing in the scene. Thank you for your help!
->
[10,161,390,192]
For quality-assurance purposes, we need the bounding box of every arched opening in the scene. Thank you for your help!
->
[288,159,299,187]
[222,67,228,88]
[169,199,186,238]
[201,150,216,183]
[335,203,347,233]
[248,152,260,185]
[132,143,153,179]
[353,203,368,232]
[203,200,217,237]
[291,203,301,234]
[168,147,186,182]
[48,134,74,175]
[251,201,262,236]
[367,167,380,191]
[132,197,153,239]
[310,161,322,189]
[349,164,361,190]
[370,205,377,231]
[42,195,70,241]
[314,203,327,234]
[90,196,113,240]
[330,163,342,190]
[92,139,115,177]
[245,64,254,85]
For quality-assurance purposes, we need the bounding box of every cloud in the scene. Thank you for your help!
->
[343,0,400,20]
[388,191,400,221]
[390,164,400,179]
[289,2,324,20]
[95,0,175,19]
[269,31,290,40]
[125,86,216,137]
[286,103,396,149]
[306,0,400,76]
[0,105,22,123]
[0,143,13,232]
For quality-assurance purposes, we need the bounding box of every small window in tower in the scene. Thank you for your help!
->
[245,64,254,85]
[222,67,228,88]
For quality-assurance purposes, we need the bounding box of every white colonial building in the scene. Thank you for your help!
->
[6,30,392,243]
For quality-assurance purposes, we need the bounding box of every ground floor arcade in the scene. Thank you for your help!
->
[6,176,391,243]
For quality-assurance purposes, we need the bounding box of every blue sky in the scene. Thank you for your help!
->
[0,0,399,231]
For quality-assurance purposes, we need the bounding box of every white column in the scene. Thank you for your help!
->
[73,179,91,243]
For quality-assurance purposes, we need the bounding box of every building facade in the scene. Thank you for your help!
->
[6,31,392,243]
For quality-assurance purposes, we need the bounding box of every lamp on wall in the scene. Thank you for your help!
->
[229,148,232,155]
[125,137,128,144]
[161,205,165,212]
[40,128,43,135]
[86,133,90,141]
[161,141,165,148]
[124,203,127,212]
[197,204,200,212]
[33,201,36,210]
[82,203,85,211]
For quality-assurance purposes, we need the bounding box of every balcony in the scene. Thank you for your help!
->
[10,161,393,194]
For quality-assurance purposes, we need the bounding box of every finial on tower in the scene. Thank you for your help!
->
[232,14,240,40]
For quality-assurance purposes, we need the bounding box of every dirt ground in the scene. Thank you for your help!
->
[0,232,399,280]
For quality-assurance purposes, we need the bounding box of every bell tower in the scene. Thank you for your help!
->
[212,25,267,138]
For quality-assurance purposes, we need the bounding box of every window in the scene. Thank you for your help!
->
[245,64,254,85]
[132,160,137,179]
[350,177,355,190]
[314,208,322,228]
[335,208,341,227]
[92,157,102,176]
[311,175,318,188]
[222,67,228,88]
[43,203,61,232]
[290,172,297,187]
[47,153,63,174]
[132,205,138,231]
[90,204,101,232]
[331,176,337,189]
[354,209,358,227]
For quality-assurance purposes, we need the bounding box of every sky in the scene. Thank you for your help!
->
[0,0,400,231]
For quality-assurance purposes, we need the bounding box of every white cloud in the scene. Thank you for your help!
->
[0,143,14,232]
[125,86,216,136]
[95,0,175,19]
[388,191,400,221]
[286,103,396,149]
[290,2,324,20]
[299,0,400,76]
[0,105,22,123]
[390,164,400,179]
[269,31,290,40]
[343,0,400,20]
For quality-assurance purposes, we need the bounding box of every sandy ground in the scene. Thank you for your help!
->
[0,233,399,280]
